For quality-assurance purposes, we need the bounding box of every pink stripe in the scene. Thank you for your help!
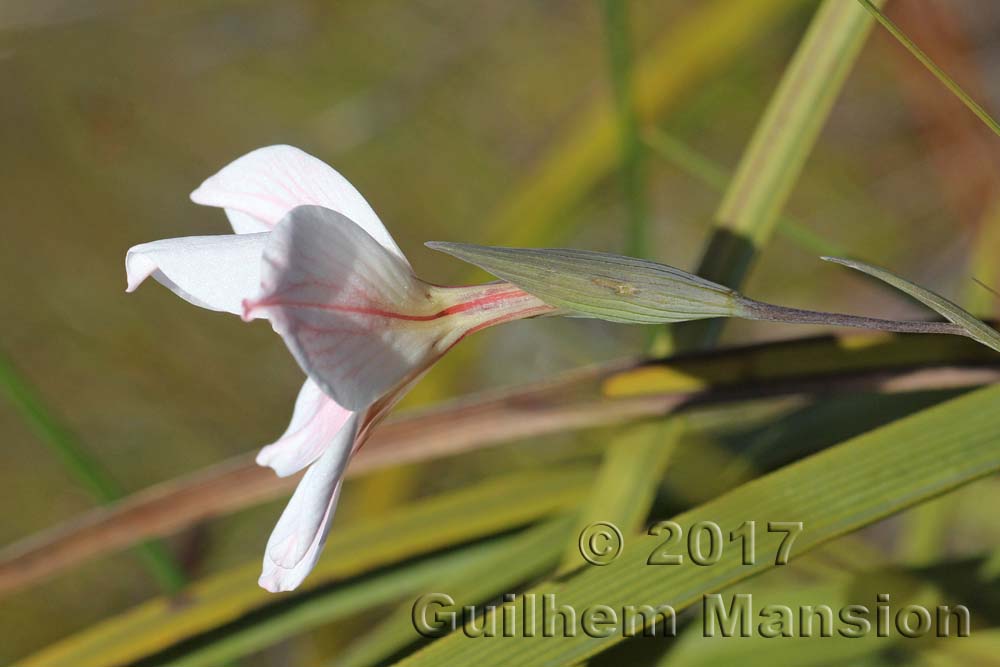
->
[247,288,533,322]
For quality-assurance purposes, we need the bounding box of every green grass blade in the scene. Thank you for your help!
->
[600,0,646,258]
[151,518,577,667]
[17,467,593,667]
[336,517,575,667]
[663,572,942,667]
[0,352,186,593]
[478,0,796,251]
[855,0,1000,138]
[591,0,666,564]
[557,420,679,572]
[584,0,871,576]
[824,257,1000,352]
[680,0,883,349]
[397,382,1000,665]
[643,128,850,259]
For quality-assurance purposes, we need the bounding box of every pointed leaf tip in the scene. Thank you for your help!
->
[825,256,1000,353]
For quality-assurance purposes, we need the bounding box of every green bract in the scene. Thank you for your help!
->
[425,242,740,324]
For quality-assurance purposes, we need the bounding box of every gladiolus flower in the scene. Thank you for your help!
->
[126,146,556,591]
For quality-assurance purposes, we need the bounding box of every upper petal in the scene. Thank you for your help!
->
[190,144,407,264]
[263,412,360,571]
[245,205,441,412]
[256,378,354,478]
[125,233,269,316]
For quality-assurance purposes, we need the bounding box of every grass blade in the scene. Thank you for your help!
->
[336,518,575,667]
[153,518,576,667]
[0,351,186,593]
[480,0,796,250]
[680,0,883,348]
[557,420,679,572]
[855,0,1000,138]
[4,331,996,596]
[16,467,593,667]
[397,382,1000,665]
[600,0,646,258]
[824,256,1000,352]
[643,128,850,259]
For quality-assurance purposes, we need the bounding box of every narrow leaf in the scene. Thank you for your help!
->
[558,420,679,571]
[680,0,883,348]
[855,0,1000,138]
[154,518,576,667]
[824,256,1000,352]
[17,467,593,667]
[398,382,1000,665]
[479,0,797,250]
[337,518,574,667]
[600,0,646,257]
[0,351,186,592]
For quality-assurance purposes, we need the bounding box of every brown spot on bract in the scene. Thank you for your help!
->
[591,277,639,296]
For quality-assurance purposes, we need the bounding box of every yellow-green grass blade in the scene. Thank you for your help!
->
[397,382,1000,666]
[416,0,797,407]
[855,0,1000,138]
[681,0,883,349]
[336,517,575,667]
[17,467,593,667]
[558,420,679,572]
[662,569,946,667]
[643,128,850,260]
[7,329,993,599]
[154,518,577,667]
[599,0,646,258]
[479,0,796,251]
[919,629,1000,666]
[963,197,1000,315]
[602,331,995,398]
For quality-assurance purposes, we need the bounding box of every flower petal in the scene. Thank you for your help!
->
[245,205,441,412]
[259,481,341,593]
[125,233,270,316]
[256,378,353,478]
[263,412,359,571]
[190,144,407,263]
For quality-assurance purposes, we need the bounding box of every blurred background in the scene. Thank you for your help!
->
[2,0,1000,664]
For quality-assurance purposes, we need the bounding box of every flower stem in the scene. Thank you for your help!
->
[736,296,966,336]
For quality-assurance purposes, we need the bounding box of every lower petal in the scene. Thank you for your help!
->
[263,413,360,572]
[256,378,354,478]
[258,481,341,593]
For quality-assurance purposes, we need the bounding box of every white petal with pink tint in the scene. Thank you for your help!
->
[256,378,353,478]
[189,144,407,263]
[259,481,342,593]
[125,233,269,316]
[245,205,443,411]
[264,412,359,571]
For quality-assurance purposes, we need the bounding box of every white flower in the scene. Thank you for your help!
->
[126,146,555,592]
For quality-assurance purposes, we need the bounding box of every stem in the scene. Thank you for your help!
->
[736,296,966,336]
